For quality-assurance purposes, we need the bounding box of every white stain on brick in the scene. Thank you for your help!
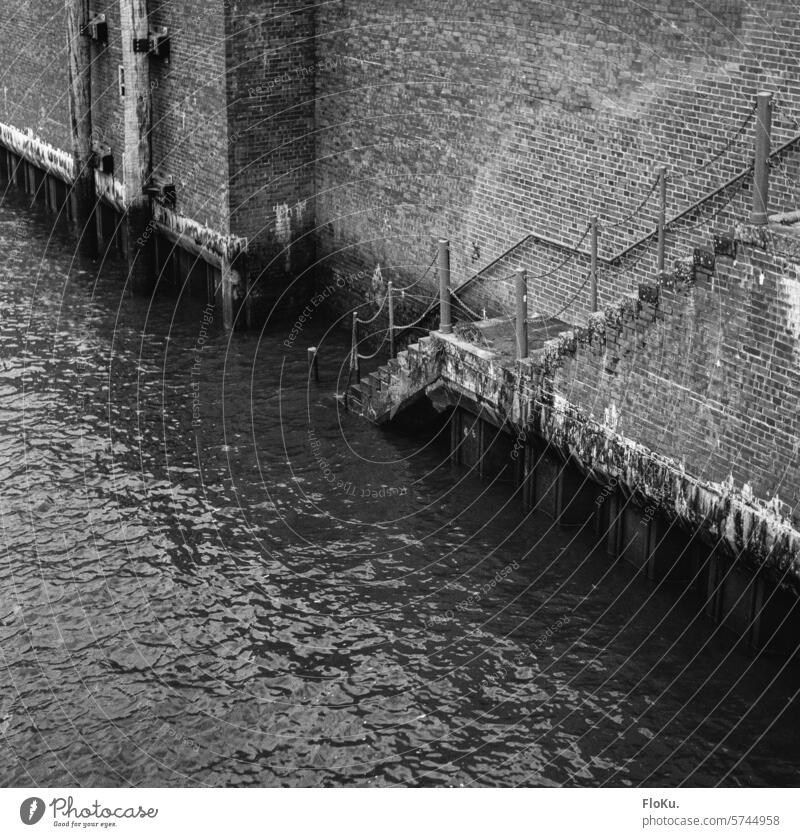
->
[779,269,800,336]
[275,203,292,270]
[603,402,619,432]
[292,199,307,226]
[275,200,308,272]
[371,264,383,293]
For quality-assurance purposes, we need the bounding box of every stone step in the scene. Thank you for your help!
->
[346,385,364,409]
[369,371,387,393]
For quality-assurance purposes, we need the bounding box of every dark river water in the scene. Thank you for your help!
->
[0,191,799,787]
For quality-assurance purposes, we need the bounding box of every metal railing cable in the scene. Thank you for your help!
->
[605,175,660,231]
[670,103,756,181]
[467,223,594,296]
[346,100,800,400]
[392,296,439,334]
[347,250,442,390]
[542,270,593,323]
[402,253,438,292]
[353,292,388,326]
[355,330,390,361]
[667,172,750,234]
[449,290,485,322]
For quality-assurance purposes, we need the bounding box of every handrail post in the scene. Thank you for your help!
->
[751,91,773,225]
[351,311,360,380]
[438,238,452,334]
[657,166,667,273]
[387,281,395,358]
[515,268,528,360]
[307,346,319,382]
[590,217,599,312]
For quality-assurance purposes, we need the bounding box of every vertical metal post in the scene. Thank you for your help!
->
[515,268,528,359]
[218,259,236,331]
[50,177,60,215]
[438,238,452,334]
[10,152,19,188]
[750,91,773,225]
[387,281,395,358]
[590,216,599,313]
[307,346,319,382]
[351,311,360,381]
[657,166,667,273]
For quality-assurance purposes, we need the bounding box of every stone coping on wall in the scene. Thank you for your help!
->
[432,328,800,589]
[0,121,75,183]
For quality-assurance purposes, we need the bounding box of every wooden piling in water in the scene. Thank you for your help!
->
[65,0,98,256]
[120,0,154,293]
[219,259,237,330]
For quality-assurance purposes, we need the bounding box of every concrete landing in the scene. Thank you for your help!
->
[457,315,573,363]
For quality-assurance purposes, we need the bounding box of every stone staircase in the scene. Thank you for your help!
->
[346,334,443,424]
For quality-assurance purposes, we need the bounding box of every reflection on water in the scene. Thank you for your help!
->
[0,191,798,787]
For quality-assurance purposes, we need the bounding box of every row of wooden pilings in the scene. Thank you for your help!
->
[443,402,800,659]
[0,146,240,331]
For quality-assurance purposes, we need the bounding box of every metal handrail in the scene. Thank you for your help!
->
[453,131,800,296]
[610,132,800,264]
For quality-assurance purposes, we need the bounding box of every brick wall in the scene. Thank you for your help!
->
[0,1,231,234]
[0,1,71,149]
[552,242,800,525]
[91,0,231,233]
[314,0,800,327]
[224,0,317,313]
[5,1,800,328]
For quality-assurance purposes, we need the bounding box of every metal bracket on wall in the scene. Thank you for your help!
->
[132,28,170,64]
[713,233,738,261]
[81,13,108,44]
[143,174,176,208]
[693,247,716,272]
[90,140,114,175]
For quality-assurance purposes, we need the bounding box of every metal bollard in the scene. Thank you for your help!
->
[438,238,452,334]
[657,166,667,273]
[388,281,395,359]
[307,346,319,382]
[351,312,360,380]
[515,268,528,359]
[590,216,599,313]
[750,91,773,225]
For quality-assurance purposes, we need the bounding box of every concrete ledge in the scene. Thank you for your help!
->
[0,121,74,183]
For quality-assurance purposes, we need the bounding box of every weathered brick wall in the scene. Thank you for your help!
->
[224,0,317,312]
[314,0,800,327]
[0,1,71,149]
[552,243,800,525]
[89,0,231,233]
[0,1,231,234]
